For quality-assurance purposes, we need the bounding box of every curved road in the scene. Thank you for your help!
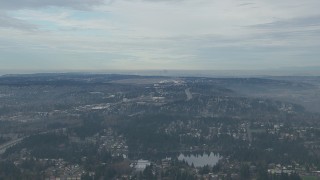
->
[0,137,25,154]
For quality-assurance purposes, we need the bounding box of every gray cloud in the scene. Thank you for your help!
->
[0,0,105,10]
[1,0,320,71]
[250,15,320,29]
[0,13,37,30]
[237,3,255,7]
[247,15,320,46]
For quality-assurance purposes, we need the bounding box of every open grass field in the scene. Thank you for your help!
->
[302,175,319,180]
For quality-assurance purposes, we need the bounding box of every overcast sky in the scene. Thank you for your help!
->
[1,0,320,72]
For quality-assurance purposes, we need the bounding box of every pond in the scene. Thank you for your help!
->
[178,152,221,167]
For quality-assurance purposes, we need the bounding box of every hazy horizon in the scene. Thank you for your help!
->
[1,66,320,77]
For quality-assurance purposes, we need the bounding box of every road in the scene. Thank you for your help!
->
[0,137,25,154]
[246,124,253,144]
[185,88,193,101]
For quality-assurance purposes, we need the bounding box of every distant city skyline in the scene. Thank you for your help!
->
[1,0,320,73]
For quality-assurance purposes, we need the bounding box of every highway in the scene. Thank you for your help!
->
[0,137,25,154]
[185,88,193,101]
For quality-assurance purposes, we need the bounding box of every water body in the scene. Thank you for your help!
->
[178,152,221,167]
